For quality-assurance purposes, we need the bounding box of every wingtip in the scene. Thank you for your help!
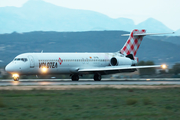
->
[121,34,130,36]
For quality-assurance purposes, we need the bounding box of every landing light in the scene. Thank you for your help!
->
[161,64,167,69]
[42,67,47,73]
[12,74,19,78]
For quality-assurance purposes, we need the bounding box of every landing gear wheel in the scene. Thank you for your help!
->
[71,75,79,81]
[13,77,19,81]
[94,74,101,81]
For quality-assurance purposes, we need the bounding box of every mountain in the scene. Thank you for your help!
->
[147,35,180,46]
[0,31,180,67]
[136,18,173,33]
[176,29,180,35]
[0,0,175,33]
[0,0,126,33]
[115,18,135,31]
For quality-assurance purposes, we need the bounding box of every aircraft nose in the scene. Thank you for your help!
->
[5,64,13,72]
[5,62,18,73]
[5,62,24,73]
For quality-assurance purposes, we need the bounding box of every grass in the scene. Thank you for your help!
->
[126,98,138,105]
[0,98,6,108]
[0,88,180,120]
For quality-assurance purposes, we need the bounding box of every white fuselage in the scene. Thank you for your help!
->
[5,29,167,81]
[5,52,133,75]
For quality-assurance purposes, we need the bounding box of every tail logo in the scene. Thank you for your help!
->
[120,29,146,56]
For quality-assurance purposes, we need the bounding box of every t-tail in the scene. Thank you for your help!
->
[120,29,146,57]
[120,29,174,57]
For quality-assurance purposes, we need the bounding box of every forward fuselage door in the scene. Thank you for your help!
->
[28,55,35,68]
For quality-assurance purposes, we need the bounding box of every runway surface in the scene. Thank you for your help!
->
[1,78,180,86]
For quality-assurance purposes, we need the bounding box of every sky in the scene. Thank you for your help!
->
[0,0,179,31]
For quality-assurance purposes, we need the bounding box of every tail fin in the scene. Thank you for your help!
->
[120,29,174,56]
[120,29,146,56]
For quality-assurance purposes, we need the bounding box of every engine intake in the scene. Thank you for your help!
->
[110,57,118,66]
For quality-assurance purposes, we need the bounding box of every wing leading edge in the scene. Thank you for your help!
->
[78,65,162,72]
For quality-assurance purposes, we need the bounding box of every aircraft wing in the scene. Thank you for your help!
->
[78,65,162,72]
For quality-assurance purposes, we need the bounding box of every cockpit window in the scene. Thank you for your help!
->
[23,58,28,62]
[14,58,28,62]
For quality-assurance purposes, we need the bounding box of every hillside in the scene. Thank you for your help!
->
[0,31,180,67]
[0,0,174,33]
[147,36,180,45]
[136,18,173,33]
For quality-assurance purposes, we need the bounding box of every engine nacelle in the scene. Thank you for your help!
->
[110,57,132,66]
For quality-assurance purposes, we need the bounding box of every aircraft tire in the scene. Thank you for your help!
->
[71,75,79,81]
[94,74,101,81]
[13,77,19,81]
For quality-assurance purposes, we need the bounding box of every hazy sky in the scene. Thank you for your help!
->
[0,0,179,31]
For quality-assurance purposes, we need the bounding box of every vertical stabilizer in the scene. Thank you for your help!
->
[120,29,146,56]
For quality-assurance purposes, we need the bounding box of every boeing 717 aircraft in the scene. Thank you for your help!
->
[5,29,168,81]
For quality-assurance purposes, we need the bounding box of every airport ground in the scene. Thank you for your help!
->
[1,78,180,89]
[0,79,180,120]
[0,86,180,120]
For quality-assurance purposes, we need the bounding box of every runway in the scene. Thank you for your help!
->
[1,78,180,86]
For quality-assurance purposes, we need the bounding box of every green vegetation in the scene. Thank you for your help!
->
[0,88,180,120]
[169,63,180,75]
[138,61,156,76]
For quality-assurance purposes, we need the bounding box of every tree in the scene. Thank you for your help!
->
[138,61,156,76]
[170,63,180,75]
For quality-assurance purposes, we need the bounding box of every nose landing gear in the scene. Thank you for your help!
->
[12,74,19,81]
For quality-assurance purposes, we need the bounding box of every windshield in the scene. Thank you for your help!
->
[14,58,28,62]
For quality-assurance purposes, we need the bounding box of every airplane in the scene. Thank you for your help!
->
[5,29,169,81]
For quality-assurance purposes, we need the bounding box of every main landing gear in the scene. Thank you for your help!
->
[94,73,101,81]
[71,74,79,81]
[71,73,102,81]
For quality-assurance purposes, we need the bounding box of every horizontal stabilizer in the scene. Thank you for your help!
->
[122,32,175,36]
